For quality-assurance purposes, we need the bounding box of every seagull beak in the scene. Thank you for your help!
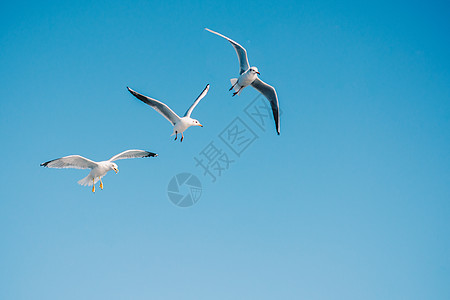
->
[256,71,261,75]
[114,168,118,174]
[199,124,203,127]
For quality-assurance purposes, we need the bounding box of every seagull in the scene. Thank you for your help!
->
[127,84,209,142]
[205,28,280,135]
[40,149,158,192]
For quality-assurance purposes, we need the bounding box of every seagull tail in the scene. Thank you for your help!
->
[78,174,98,186]
[230,78,241,94]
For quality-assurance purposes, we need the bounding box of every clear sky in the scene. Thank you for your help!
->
[1,0,450,299]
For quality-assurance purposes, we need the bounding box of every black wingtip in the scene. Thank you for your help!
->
[146,152,158,157]
[40,161,49,167]
[127,87,138,97]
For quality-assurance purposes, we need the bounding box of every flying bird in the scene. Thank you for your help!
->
[127,84,209,142]
[205,28,280,135]
[41,149,158,192]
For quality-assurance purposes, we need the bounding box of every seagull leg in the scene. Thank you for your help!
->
[229,82,237,91]
[174,131,178,141]
[181,133,184,142]
[232,86,243,97]
[99,178,103,190]
[92,178,95,193]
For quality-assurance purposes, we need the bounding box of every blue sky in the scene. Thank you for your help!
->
[1,0,450,299]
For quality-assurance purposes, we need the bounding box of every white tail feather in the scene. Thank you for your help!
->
[78,174,98,186]
[230,78,242,94]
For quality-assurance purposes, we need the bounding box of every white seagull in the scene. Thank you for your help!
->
[205,28,280,135]
[41,149,158,192]
[127,84,209,142]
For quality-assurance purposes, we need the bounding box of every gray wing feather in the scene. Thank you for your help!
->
[40,155,98,169]
[183,84,210,117]
[205,28,250,74]
[251,78,280,135]
[109,149,158,162]
[127,87,180,125]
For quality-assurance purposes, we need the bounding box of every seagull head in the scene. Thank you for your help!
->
[250,67,260,75]
[191,119,203,127]
[110,162,119,174]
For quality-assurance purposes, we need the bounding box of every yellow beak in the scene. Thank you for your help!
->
[114,168,118,174]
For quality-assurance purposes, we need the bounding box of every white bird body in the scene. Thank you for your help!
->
[78,161,117,186]
[231,67,260,95]
[41,150,158,192]
[172,117,198,136]
[127,84,209,142]
[238,68,259,87]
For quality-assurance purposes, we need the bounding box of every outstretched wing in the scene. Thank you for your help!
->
[183,84,210,117]
[205,28,250,74]
[40,155,98,169]
[127,87,181,125]
[109,149,158,162]
[251,78,280,135]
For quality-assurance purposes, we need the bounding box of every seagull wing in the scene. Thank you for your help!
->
[109,149,158,162]
[251,78,280,135]
[40,155,98,169]
[183,84,210,117]
[127,87,181,125]
[205,28,250,74]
